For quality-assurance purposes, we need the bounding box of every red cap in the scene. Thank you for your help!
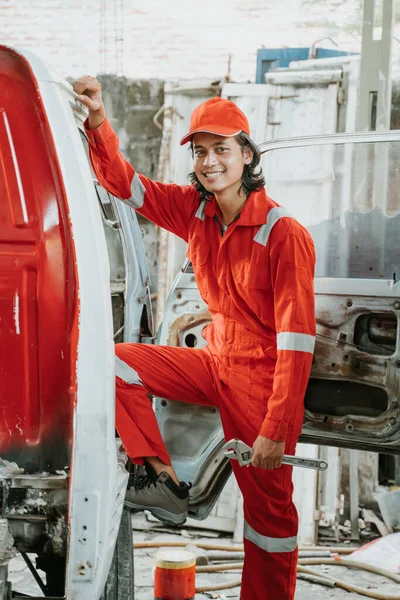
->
[180,97,250,146]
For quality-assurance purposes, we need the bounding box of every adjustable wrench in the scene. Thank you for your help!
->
[223,438,328,471]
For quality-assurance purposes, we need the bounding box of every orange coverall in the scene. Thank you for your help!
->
[85,118,316,600]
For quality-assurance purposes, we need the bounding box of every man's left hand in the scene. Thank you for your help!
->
[251,436,285,470]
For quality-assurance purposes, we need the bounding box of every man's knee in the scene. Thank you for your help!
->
[115,342,138,360]
[114,344,145,387]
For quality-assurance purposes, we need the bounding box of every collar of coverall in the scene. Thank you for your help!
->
[203,187,274,226]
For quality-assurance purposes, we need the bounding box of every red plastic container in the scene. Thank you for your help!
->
[154,550,196,600]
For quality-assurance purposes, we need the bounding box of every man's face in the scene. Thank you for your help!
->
[192,132,252,196]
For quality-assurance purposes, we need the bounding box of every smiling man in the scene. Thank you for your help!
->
[73,76,316,600]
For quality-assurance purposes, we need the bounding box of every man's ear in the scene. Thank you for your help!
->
[243,146,253,165]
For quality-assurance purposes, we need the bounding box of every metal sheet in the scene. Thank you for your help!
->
[262,139,400,280]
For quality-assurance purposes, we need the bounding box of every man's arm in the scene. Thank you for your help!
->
[252,219,316,469]
[72,77,198,241]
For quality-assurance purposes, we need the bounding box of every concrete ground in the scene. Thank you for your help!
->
[6,513,400,598]
[133,525,400,600]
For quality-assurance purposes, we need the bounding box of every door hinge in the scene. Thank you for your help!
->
[314,509,322,521]
[337,87,347,105]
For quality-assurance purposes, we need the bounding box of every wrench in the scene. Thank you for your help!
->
[223,438,328,471]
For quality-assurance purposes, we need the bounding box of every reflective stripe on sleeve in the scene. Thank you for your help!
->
[127,172,146,209]
[244,521,297,553]
[195,199,207,221]
[254,206,291,246]
[115,356,144,385]
[277,332,315,354]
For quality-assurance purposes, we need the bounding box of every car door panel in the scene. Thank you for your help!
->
[261,132,400,454]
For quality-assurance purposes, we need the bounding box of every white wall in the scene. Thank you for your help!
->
[0,0,388,81]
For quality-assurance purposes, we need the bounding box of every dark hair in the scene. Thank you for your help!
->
[187,132,265,201]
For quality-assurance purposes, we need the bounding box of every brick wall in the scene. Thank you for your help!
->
[0,0,382,82]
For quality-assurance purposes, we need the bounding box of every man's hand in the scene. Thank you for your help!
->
[251,435,285,470]
[72,75,105,130]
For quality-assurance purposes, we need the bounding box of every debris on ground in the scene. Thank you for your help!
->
[132,512,400,599]
[0,458,24,478]
[346,531,400,574]
[375,488,400,533]
[361,507,390,537]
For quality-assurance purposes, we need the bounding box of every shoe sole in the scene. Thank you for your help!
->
[124,502,187,526]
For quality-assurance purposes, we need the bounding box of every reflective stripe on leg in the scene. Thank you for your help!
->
[244,520,297,553]
[115,356,144,386]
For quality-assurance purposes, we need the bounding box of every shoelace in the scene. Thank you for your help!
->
[128,473,158,491]
[128,471,192,494]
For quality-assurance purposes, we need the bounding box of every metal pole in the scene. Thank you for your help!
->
[349,450,360,540]
[357,0,394,131]
[351,3,394,533]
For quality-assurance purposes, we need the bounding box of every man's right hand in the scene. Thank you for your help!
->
[72,75,106,130]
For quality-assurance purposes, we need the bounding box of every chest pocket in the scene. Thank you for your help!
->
[187,244,209,266]
[187,244,210,302]
[231,258,271,321]
[232,258,269,289]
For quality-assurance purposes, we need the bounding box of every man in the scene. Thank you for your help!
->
[73,75,316,600]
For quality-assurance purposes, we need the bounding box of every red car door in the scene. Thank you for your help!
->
[0,46,78,473]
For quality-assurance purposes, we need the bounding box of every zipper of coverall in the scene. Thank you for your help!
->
[213,213,242,347]
[214,212,241,280]
[213,212,240,239]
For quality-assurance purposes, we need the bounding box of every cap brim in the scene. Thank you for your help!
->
[179,128,242,146]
